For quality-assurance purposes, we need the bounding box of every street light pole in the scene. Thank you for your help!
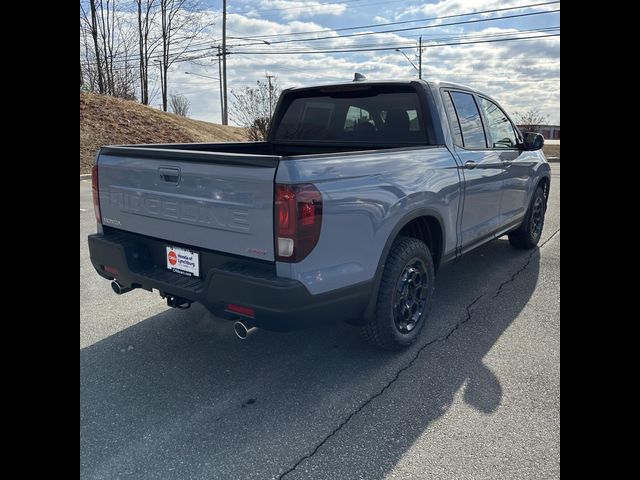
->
[395,48,419,75]
[222,0,228,125]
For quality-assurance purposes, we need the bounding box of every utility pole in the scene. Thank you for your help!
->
[217,46,224,124]
[418,36,423,80]
[265,74,274,118]
[222,0,228,125]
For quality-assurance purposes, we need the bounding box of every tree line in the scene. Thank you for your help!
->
[80,1,284,138]
[80,0,208,115]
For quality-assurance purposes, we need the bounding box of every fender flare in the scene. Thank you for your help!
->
[359,208,448,323]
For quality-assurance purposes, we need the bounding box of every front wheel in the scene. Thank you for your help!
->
[360,237,435,350]
[508,185,546,249]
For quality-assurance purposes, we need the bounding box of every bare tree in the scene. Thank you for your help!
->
[97,0,114,93]
[81,2,103,92]
[80,30,97,91]
[169,93,190,116]
[137,0,160,105]
[87,0,105,93]
[159,0,209,111]
[80,14,84,89]
[514,108,550,133]
[81,0,211,103]
[229,77,282,141]
[81,0,138,99]
[113,11,138,99]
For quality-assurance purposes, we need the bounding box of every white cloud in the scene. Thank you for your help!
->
[373,15,390,23]
[250,1,347,21]
[97,3,559,125]
[227,13,326,38]
[182,38,558,125]
[396,0,559,20]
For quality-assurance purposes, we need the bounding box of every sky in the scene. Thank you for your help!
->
[163,0,560,125]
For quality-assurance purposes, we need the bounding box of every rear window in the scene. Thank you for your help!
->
[273,85,429,144]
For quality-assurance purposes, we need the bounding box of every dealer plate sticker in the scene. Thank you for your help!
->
[166,246,200,277]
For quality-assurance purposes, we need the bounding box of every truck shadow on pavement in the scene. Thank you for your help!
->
[80,238,541,480]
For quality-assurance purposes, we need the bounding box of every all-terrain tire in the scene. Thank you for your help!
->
[361,237,435,351]
[508,185,546,249]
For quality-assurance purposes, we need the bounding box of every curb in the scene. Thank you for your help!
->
[80,174,91,180]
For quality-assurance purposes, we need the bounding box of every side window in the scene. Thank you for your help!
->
[478,97,517,149]
[442,92,463,146]
[449,92,487,149]
[344,106,371,132]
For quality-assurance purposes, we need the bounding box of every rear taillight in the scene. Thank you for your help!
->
[92,165,101,224]
[103,265,119,276]
[275,183,322,262]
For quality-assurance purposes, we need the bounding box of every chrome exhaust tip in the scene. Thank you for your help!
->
[111,280,132,295]
[234,321,257,339]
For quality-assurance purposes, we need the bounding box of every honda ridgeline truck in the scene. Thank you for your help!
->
[88,78,550,350]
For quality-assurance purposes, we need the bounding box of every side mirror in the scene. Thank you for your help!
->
[522,132,544,151]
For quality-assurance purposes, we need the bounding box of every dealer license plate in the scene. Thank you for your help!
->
[166,245,200,277]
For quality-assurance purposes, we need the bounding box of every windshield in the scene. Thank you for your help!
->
[273,85,429,145]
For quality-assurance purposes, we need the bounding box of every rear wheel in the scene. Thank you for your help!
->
[361,237,435,350]
[508,185,546,249]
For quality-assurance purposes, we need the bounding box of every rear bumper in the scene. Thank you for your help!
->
[88,231,372,331]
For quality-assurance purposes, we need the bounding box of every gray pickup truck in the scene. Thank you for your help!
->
[88,78,550,350]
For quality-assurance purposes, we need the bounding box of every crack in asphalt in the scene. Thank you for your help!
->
[494,229,560,298]
[277,228,560,479]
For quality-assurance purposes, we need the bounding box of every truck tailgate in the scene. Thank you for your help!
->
[97,147,279,261]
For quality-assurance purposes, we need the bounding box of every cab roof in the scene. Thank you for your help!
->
[285,78,482,95]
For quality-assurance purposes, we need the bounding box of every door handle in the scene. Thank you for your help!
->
[464,160,477,170]
[503,160,513,167]
[159,167,180,183]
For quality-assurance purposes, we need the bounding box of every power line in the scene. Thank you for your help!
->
[81,24,559,69]
[232,53,560,63]
[230,33,560,55]
[232,1,560,40]
[82,29,560,71]
[80,1,561,66]
[206,3,561,47]
[239,27,559,52]
[95,18,557,66]
[239,9,560,46]
[81,3,560,69]
[81,51,214,71]
[82,2,561,63]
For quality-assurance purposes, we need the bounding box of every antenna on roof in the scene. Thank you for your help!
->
[353,72,367,82]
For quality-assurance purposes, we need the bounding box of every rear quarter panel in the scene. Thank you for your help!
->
[276,147,461,294]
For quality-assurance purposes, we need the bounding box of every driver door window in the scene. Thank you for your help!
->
[478,97,517,149]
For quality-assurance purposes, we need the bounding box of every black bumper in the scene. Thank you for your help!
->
[88,230,372,331]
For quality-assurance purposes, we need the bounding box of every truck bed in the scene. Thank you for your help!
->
[97,140,435,265]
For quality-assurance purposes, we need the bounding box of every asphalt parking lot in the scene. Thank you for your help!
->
[80,164,560,479]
